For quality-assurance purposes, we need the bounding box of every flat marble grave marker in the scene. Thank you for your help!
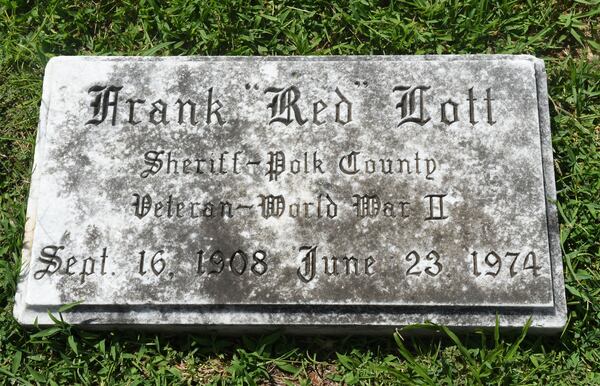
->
[14,56,566,333]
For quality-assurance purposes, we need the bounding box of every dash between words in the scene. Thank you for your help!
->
[84,84,497,127]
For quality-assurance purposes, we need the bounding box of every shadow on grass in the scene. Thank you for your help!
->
[16,305,568,384]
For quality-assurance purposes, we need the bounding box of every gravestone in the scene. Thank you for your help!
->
[14,56,566,333]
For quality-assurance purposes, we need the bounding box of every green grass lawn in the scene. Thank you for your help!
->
[1,0,599,384]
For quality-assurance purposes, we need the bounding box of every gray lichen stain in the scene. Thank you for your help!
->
[45,58,553,308]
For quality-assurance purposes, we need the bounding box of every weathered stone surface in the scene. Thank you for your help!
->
[14,55,566,333]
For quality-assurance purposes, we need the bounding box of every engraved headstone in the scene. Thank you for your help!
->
[15,56,566,333]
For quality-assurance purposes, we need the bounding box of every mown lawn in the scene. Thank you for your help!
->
[1,1,599,384]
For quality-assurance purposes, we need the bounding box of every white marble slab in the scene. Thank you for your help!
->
[14,56,566,333]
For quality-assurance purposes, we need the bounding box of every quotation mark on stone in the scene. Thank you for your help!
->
[354,80,368,87]
[245,83,260,90]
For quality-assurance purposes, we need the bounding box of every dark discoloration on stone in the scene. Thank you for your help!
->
[14,56,566,332]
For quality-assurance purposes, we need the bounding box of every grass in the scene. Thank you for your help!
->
[0,0,599,384]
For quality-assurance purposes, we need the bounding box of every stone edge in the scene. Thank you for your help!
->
[13,55,56,328]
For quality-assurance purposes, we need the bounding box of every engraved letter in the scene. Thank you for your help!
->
[140,150,165,178]
[297,245,316,283]
[34,245,64,279]
[440,99,459,125]
[86,85,122,126]
[176,99,198,125]
[424,193,448,220]
[266,151,285,181]
[467,87,478,125]
[393,85,430,127]
[323,256,338,275]
[425,158,436,180]
[352,194,381,218]
[264,86,307,125]
[343,256,358,275]
[339,151,360,175]
[80,257,95,284]
[313,100,327,125]
[484,88,496,125]
[258,194,285,218]
[365,256,375,275]
[149,99,169,125]
[334,87,352,125]
[324,194,338,218]
[206,87,226,125]
[132,193,152,219]
[126,98,145,125]
[100,247,108,275]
